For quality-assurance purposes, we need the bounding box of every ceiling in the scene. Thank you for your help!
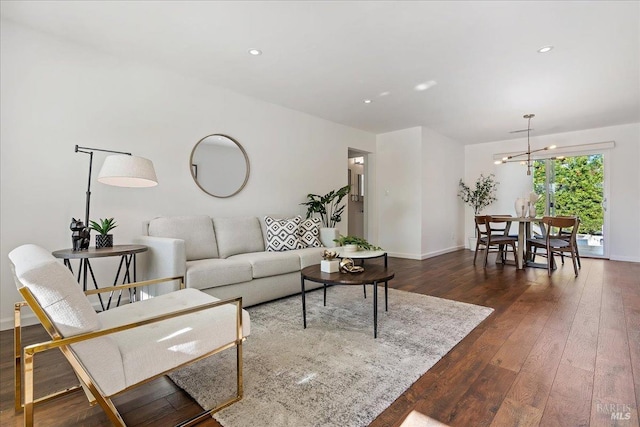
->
[2,1,638,144]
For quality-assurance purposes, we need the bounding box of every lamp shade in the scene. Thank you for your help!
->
[97,155,158,187]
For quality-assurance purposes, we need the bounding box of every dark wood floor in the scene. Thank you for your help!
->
[1,250,638,426]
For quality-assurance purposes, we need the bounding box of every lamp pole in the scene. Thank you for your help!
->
[75,145,131,228]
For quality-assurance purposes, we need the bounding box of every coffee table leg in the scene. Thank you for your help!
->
[301,276,306,329]
[323,283,327,306]
[384,281,388,311]
[373,281,378,338]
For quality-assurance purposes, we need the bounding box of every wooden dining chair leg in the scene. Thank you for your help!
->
[473,238,481,265]
[570,248,579,276]
[483,243,490,268]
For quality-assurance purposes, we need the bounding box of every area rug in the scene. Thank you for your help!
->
[169,286,493,427]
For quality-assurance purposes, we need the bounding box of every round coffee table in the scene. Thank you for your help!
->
[300,264,395,338]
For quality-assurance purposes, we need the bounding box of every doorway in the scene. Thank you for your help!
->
[347,150,367,238]
[532,153,607,257]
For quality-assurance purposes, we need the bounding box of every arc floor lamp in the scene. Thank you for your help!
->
[75,145,158,231]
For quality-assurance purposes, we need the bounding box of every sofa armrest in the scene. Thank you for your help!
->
[134,236,186,297]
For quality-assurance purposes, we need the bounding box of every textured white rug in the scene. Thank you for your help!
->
[169,286,493,427]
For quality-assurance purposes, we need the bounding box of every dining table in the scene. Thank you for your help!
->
[497,216,544,270]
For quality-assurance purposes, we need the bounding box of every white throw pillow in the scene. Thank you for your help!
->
[298,218,322,248]
[265,216,302,252]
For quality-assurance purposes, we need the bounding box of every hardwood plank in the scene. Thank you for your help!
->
[2,252,638,427]
[540,363,594,427]
[490,397,543,427]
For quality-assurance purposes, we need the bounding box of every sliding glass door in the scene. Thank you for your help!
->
[533,154,606,257]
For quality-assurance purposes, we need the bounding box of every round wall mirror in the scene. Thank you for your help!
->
[190,134,250,198]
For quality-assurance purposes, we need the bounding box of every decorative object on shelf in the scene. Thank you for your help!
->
[70,218,90,251]
[494,114,558,175]
[339,258,364,274]
[74,145,157,249]
[190,134,250,198]
[333,235,382,251]
[515,197,527,217]
[90,217,118,248]
[528,191,542,218]
[321,250,340,273]
[301,184,350,247]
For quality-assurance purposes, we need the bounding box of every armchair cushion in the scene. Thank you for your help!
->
[9,244,100,337]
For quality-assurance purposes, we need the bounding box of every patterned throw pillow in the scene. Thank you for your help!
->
[265,216,302,251]
[298,218,322,248]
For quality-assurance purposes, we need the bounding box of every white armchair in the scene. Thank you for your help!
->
[9,244,250,426]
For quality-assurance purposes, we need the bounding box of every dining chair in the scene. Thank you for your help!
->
[10,244,250,427]
[482,216,519,267]
[473,215,489,265]
[558,215,582,269]
[526,216,579,276]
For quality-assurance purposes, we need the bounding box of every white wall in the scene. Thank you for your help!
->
[464,123,640,262]
[376,127,423,257]
[0,20,376,329]
[421,127,465,258]
[376,126,465,259]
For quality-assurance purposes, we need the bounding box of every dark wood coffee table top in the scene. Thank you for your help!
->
[301,264,395,285]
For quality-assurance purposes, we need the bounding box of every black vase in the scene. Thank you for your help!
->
[95,234,113,248]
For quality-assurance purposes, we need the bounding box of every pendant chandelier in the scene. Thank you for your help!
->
[495,114,557,175]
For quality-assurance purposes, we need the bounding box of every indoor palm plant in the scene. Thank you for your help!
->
[89,217,118,248]
[301,185,350,246]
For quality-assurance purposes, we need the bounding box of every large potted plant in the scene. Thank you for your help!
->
[301,185,350,247]
[458,174,498,249]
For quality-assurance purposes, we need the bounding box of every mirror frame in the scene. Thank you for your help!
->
[189,134,250,198]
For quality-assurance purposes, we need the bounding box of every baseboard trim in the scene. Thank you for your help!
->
[609,255,640,263]
[386,245,465,261]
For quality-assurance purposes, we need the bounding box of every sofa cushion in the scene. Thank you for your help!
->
[185,258,253,290]
[229,251,300,279]
[298,218,322,248]
[289,247,326,268]
[265,216,302,251]
[213,217,265,258]
[148,215,218,261]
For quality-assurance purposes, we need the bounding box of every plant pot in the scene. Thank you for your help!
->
[321,259,340,273]
[343,244,358,252]
[319,227,339,247]
[95,234,113,248]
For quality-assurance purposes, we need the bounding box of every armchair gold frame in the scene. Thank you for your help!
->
[14,276,245,427]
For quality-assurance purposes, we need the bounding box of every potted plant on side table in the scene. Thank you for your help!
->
[333,235,382,252]
[300,184,351,247]
[90,217,118,248]
[458,174,498,250]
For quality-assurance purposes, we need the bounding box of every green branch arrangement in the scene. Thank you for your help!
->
[458,174,498,215]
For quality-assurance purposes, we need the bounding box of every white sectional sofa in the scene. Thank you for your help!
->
[136,215,325,306]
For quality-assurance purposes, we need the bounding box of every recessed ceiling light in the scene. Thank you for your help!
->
[248,49,262,56]
[414,80,437,91]
[537,45,553,53]
[363,99,372,104]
